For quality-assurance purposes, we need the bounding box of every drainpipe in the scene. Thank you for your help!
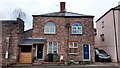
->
[5,35,10,66]
[113,10,119,62]
[65,18,70,60]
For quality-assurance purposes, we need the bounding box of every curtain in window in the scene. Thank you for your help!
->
[69,42,78,54]
[72,22,82,34]
[48,42,58,53]
[44,22,56,34]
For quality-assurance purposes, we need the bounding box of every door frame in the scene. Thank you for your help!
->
[35,44,44,60]
[82,44,90,61]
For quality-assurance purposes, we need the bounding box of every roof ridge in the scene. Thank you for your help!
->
[33,11,94,17]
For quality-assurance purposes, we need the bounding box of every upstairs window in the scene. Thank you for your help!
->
[100,34,105,42]
[72,22,82,34]
[44,22,56,34]
[102,21,104,28]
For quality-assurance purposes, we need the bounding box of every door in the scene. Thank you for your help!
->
[83,44,90,61]
[19,46,32,63]
[37,44,43,59]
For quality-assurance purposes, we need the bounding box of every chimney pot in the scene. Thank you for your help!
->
[60,2,66,13]
[118,1,120,5]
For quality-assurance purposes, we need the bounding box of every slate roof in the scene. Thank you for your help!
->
[1,21,17,24]
[23,29,33,38]
[96,5,120,22]
[113,5,120,10]
[18,38,47,45]
[0,18,24,24]
[33,12,94,18]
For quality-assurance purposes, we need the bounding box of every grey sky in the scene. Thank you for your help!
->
[0,0,119,30]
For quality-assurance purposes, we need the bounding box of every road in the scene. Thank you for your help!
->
[2,65,119,68]
[2,62,120,68]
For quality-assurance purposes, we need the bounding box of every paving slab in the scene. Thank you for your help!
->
[2,62,120,68]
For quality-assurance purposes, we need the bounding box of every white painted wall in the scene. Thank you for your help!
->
[0,21,2,67]
[117,10,120,62]
[95,10,118,62]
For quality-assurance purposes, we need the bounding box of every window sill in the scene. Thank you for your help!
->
[72,33,82,34]
[69,53,78,55]
[71,34,83,36]
[102,26,104,28]
[44,33,55,35]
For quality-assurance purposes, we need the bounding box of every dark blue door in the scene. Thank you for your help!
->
[83,44,90,60]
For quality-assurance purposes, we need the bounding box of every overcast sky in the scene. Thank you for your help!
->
[0,0,119,30]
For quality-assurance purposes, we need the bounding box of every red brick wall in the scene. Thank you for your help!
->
[32,16,95,62]
[2,18,24,66]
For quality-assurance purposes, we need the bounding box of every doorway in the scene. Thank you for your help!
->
[83,44,90,61]
[36,44,43,59]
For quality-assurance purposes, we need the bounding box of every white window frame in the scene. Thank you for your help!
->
[72,23,82,34]
[47,42,58,54]
[69,42,78,54]
[44,22,56,34]
[82,44,90,61]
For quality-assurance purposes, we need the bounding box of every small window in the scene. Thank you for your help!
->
[69,42,78,54]
[72,22,82,34]
[44,22,56,34]
[100,34,105,42]
[21,46,32,52]
[48,42,58,54]
[102,21,104,28]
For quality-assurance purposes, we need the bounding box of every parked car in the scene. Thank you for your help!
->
[95,48,111,62]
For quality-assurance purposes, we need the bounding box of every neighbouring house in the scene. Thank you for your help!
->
[0,21,2,67]
[1,18,24,66]
[95,5,120,62]
[17,2,94,64]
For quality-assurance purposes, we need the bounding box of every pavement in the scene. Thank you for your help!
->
[2,62,120,68]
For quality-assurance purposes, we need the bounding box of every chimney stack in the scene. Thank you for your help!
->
[60,2,66,13]
[118,1,120,5]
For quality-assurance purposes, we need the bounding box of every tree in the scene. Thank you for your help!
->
[12,8,26,20]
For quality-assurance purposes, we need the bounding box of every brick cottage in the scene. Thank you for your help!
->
[20,2,95,64]
[1,2,95,66]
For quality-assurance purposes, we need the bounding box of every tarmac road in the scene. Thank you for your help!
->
[2,62,120,68]
[2,65,119,68]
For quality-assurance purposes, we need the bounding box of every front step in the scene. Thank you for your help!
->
[9,64,32,67]
[9,61,64,66]
[41,62,64,66]
[32,60,43,66]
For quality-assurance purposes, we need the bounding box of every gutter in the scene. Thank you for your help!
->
[113,10,119,62]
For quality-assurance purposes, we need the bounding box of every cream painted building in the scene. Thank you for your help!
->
[95,5,120,62]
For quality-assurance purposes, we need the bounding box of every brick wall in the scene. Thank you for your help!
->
[32,16,95,62]
[2,18,24,66]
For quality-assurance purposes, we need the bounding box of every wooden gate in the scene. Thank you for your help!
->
[19,45,32,63]
[19,53,32,63]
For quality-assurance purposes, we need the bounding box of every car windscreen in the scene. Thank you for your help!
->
[98,50,107,54]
